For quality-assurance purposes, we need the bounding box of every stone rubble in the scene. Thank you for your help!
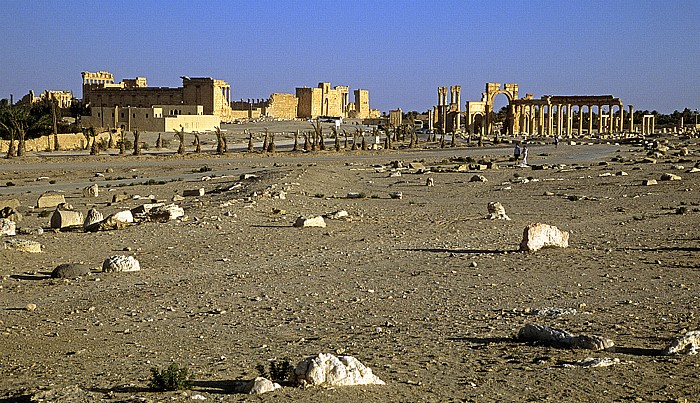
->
[470,174,487,182]
[0,206,22,222]
[83,208,104,230]
[293,216,326,228]
[293,353,385,387]
[50,210,84,230]
[662,330,700,355]
[82,184,99,197]
[660,173,681,181]
[517,323,614,351]
[519,223,569,252]
[0,218,16,236]
[241,377,282,394]
[4,238,43,253]
[486,202,510,220]
[102,255,141,272]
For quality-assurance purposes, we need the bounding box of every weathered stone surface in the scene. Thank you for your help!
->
[50,210,84,229]
[293,353,385,387]
[486,202,510,220]
[148,204,184,221]
[83,208,104,230]
[470,174,487,182]
[426,177,434,187]
[82,184,99,197]
[172,194,185,202]
[37,192,66,208]
[642,179,658,186]
[409,162,426,170]
[517,323,613,351]
[4,238,42,253]
[0,206,22,222]
[102,255,140,272]
[90,212,132,231]
[0,218,16,236]
[112,193,130,203]
[241,377,282,394]
[389,191,403,199]
[520,223,569,252]
[0,198,20,210]
[663,330,700,355]
[293,216,326,228]
[641,157,657,164]
[112,210,134,223]
[183,188,205,197]
[30,385,101,401]
[131,203,166,216]
[51,263,91,279]
[325,210,349,220]
[660,173,681,181]
[564,357,620,368]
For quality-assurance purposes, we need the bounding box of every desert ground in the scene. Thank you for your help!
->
[0,123,699,402]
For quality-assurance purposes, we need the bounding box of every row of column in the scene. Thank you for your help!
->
[222,86,231,105]
[514,103,636,136]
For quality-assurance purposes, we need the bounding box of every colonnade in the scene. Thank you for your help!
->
[511,97,634,137]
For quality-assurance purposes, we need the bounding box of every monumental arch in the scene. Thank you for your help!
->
[465,83,518,137]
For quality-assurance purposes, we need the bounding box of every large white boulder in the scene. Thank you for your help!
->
[663,330,700,355]
[293,216,326,228]
[293,353,385,387]
[102,255,140,272]
[519,223,569,252]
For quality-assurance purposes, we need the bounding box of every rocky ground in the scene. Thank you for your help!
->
[0,128,699,402]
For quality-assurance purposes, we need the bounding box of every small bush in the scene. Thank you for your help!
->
[149,363,192,391]
[256,358,294,383]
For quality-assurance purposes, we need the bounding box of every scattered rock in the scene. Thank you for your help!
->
[470,174,487,182]
[148,204,185,221]
[25,303,37,311]
[409,162,426,170]
[172,194,185,202]
[29,385,100,401]
[486,202,510,220]
[641,157,657,164]
[0,218,16,236]
[0,198,20,210]
[663,330,700,355]
[390,171,402,177]
[37,192,66,208]
[346,192,362,198]
[183,188,205,197]
[519,223,569,252]
[426,177,434,187]
[102,255,141,272]
[517,323,613,351]
[82,184,99,197]
[52,263,91,279]
[325,210,349,220]
[241,377,282,394]
[564,357,620,368]
[293,216,326,228]
[615,171,628,176]
[83,208,104,230]
[642,179,658,186]
[389,192,403,199]
[131,203,165,216]
[660,173,681,181]
[4,238,43,253]
[112,210,135,223]
[112,193,130,203]
[0,206,22,222]
[293,353,385,387]
[50,210,84,230]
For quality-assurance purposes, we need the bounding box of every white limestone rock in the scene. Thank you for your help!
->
[102,255,140,272]
[242,377,282,394]
[148,204,185,221]
[112,210,134,223]
[37,192,65,208]
[293,216,326,228]
[325,210,349,220]
[183,188,205,197]
[293,353,385,387]
[642,179,658,186]
[660,173,681,181]
[486,202,510,220]
[519,223,569,252]
[0,218,16,236]
[663,330,700,355]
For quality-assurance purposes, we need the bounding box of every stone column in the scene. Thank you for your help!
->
[608,105,614,134]
[556,104,563,136]
[597,106,603,134]
[577,106,583,136]
[566,104,572,136]
[628,105,634,133]
[547,105,553,135]
[618,104,624,134]
[588,106,593,135]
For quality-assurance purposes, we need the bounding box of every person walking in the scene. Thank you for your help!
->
[554,135,559,148]
[521,144,529,166]
[513,143,521,161]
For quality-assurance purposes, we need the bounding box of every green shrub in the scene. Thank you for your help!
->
[149,363,192,391]
[256,358,294,383]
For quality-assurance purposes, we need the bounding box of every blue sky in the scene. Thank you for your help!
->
[1,1,698,113]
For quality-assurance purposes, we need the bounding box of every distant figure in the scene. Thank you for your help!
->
[554,135,559,148]
[513,143,521,161]
[521,145,529,166]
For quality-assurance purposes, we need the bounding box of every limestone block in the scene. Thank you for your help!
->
[325,210,349,220]
[112,194,130,203]
[642,179,658,186]
[183,188,205,197]
[293,216,326,228]
[112,210,134,223]
[148,204,184,221]
[51,263,91,279]
[0,218,16,236]
[456,164,468,172]
[660,173,681,181]
[102,255,140,272]
[0,198,20,210]
[293,353,385,387]
[486,202,510,220]
[409,162,425,170]
[241,377,281,395]
[4,238,42,253]
[519,223,569,252]
[131,203,166,216]
[389,192,403,199]
[517,323,613,351]
[50,210,84,229]
[641,157,657,164]
[37,192,65,208]
[426,177,434,187]
[83,208,104,230]
[470,174,487,182]
[82,184,99,197]
[663,330,700,355]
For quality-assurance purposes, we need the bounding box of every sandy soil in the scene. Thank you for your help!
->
[0,126,699,402]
